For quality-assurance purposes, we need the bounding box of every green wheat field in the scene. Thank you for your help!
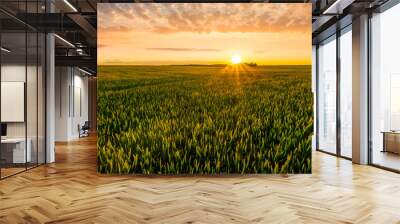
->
[97,65,313,174]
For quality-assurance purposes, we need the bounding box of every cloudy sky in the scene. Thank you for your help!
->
[98,3,311,65]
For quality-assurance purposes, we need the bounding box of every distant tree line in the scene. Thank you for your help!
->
[244,62,258,67]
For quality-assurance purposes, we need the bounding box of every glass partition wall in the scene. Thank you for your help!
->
[0,30,27,177]
[370,3,400,171]
[316,25,352,159]
[0,3,46,179]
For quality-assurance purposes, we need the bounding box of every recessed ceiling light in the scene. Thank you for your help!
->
[1,47,11,53]
[54,34,75,48]
[63,0,78,12]
[78,67,93,76]
[323,0,355,15]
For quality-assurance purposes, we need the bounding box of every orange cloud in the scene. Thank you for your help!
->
[98,3,311,66]
[145,48,222,52]
[98,3,311,34]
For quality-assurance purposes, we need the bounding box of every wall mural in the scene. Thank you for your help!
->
[97,3,312,174]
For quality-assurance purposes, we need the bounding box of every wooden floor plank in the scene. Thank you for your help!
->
[0,135,400,223]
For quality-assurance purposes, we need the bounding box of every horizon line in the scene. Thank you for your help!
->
[97,63,311,66]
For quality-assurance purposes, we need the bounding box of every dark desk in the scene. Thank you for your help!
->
[382,131,400,154]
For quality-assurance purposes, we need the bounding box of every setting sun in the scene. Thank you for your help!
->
[231,55,242,64]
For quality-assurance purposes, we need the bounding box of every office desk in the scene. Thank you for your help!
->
[1,138,31,164]
[382,131,400,154]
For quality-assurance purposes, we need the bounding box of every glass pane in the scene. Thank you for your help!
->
[317,36,337,154]
[27,31,38,169]
[1,31,27,177]
[38,33,45,165]
[340,28,352,158]
[371,4,400,171]
[0,1,46,178]
[26,0,38,169]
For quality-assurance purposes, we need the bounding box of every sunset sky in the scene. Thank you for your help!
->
[98,3,311,65]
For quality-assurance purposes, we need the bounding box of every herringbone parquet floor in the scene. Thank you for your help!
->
[1,136,400,223]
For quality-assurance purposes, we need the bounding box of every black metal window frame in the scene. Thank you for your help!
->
[315,0,400,173]
[367,0,400,173]
[315,22,353,161]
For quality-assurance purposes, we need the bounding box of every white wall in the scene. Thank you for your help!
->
[72,73,89,137]
[55,67,89,141]
[1,82,25,122]
[1,64,26,81]
[1,65,34,138]
[55,66,70,141]
[1,65,26,139]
